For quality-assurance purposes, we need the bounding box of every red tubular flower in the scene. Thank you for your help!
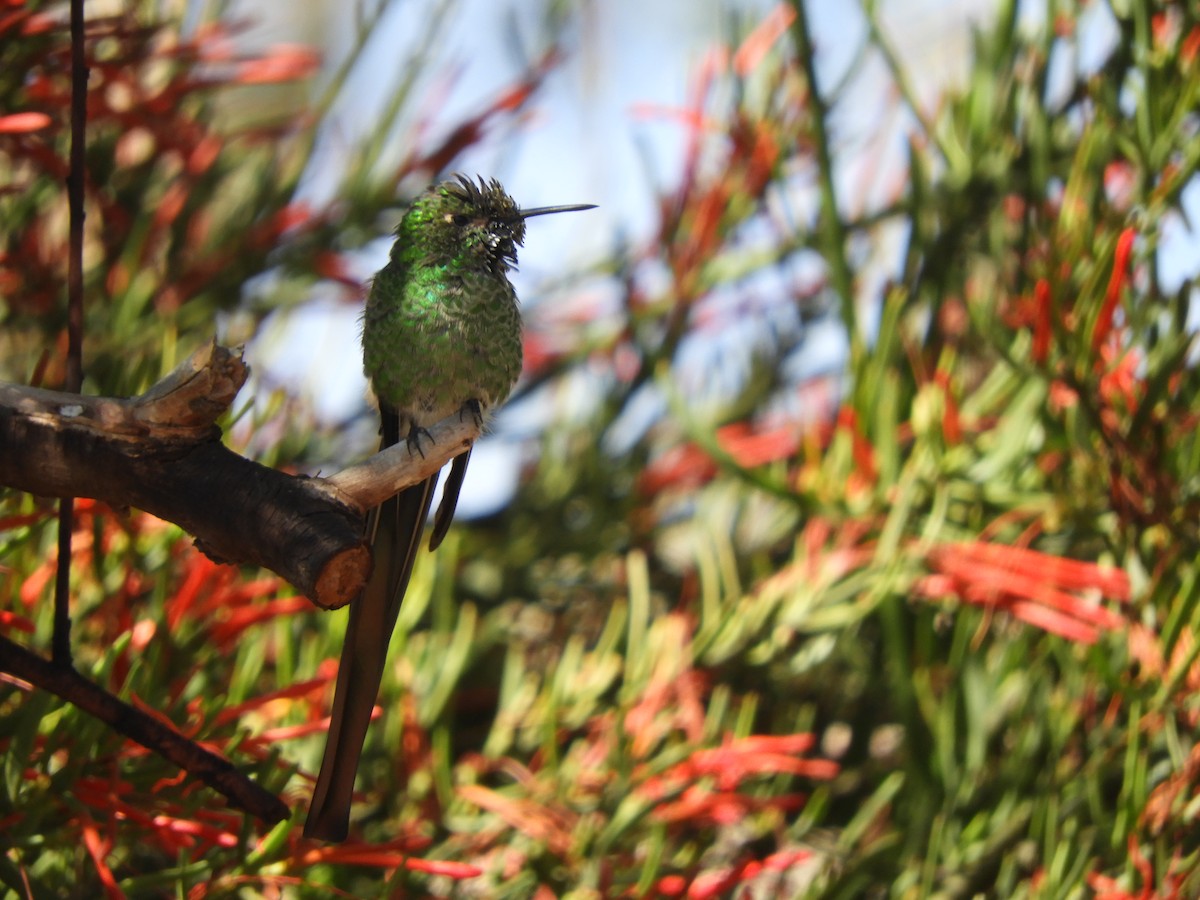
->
[1032,277,1052,364]
[917,542,1130,644]
[1091,228,1135,355]
[0,111,51,132]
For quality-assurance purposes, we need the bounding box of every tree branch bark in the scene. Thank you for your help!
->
[0,341,480,610]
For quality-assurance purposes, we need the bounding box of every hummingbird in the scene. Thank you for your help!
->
[304,174,595,842]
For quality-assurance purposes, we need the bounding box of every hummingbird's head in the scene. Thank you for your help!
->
[439,175,526,275]
[395,174,595,276]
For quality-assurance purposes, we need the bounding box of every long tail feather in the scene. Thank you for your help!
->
[304,411,436,841]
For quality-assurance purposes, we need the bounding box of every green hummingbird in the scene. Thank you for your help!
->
[304,174,595,842]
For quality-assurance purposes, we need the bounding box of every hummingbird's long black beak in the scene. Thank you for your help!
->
[519,203,597,219]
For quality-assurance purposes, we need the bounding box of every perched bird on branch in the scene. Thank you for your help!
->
[305,174,594,842]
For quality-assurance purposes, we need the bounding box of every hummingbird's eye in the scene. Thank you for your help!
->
[452,213,470,226]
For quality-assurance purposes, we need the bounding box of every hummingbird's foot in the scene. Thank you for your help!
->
[405,424,434,458]
[459,398,484,427]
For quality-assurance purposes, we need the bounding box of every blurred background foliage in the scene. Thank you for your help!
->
[2,0,1200,896]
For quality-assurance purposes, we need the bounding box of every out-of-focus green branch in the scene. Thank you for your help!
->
[790,0,861,369]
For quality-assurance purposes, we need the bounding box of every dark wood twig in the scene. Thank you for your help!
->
[66,0,85,391]
[0,634,290,824]
[54,0,90,667]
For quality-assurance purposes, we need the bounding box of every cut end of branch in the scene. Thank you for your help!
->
[312,544,372,610]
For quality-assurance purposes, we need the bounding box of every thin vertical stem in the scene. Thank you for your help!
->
[54,0,88,666]
[65,3,85,390]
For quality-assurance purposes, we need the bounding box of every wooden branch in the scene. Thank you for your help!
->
[325,414,480,509]
[0,341,485,826]
[0,634,290,823]
[0,342,480,609]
